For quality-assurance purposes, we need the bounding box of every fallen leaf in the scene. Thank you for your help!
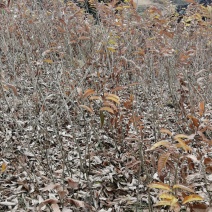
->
[182,194,203,204]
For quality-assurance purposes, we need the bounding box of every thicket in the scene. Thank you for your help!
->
[0,0,211,211]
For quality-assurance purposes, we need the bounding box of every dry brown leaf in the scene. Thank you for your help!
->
[67,198,84,207]
[57,26,66,33]
[3,83,18,96]
[204,158,212,166]
[158,153,170,176]
[186,155,199,163]
[111,86,127,92]
[206,166,212,174]
[57,190,68,199]
[83,89,96,99]
[99,107,114,114]
[66,198,95,210]
[67,178,79,189]
[103,101,118,112]
[39,199,58,211]
[189,203,207,212]
[187,115,200,128]
[79,105,94,114]
[42,183,58,191]
[199,101,205,116]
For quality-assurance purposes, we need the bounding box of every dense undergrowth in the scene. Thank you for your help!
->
[0,0,212,211]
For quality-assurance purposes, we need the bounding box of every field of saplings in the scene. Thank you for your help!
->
[0,0,211,211]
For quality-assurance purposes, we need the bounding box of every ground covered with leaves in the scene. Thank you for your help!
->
[0,0,212,211]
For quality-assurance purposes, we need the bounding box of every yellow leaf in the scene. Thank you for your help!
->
[1,162,7,173]
[43,59,53,64]
[108,39,117,45]
[89,96,102,101]
[79,105,94,114]
[159,193,178,206]
[171,198,178,206]
[160,128,172,136]
[194,13,203,21]
[207,5,212,14]
[115,6,124,10]
[148,182,171,191]
[100,107,114,114]
[46,11,52,16]
[104,93,120,101]
[83,89,96,99]
[149,140,170,150]
[105,96,120,105]
[184,16,193,23]
[103,101,118,112]
[174,134,190,139]
[174,137,192,152]
[107,47,116,52]
[171,203,181,212]
[159,193,172,200]
[173,184,195,193]
[155,199,179,208]
[154,200,172,206]
[122,6,130,9]
[104,93,120,104]
[182,195,203,204]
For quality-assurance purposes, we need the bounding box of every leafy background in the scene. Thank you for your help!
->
[0,0,212,211]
